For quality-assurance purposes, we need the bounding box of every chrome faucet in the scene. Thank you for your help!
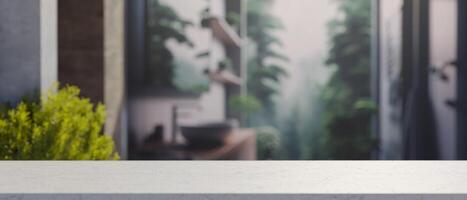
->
[171,103,202,144]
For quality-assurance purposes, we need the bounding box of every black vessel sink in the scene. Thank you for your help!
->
[180,122,232,147]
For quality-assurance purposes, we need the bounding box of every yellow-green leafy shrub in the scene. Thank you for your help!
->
[0,85,119,160]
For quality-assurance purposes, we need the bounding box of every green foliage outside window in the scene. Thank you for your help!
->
[0,85,119,160]
[318,0,377,159]
[247,0,288,119]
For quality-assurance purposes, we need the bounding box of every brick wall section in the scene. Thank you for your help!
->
[58,0,104,103]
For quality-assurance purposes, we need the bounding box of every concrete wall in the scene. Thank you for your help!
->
[0,0,41,103]
[0,0,57,103]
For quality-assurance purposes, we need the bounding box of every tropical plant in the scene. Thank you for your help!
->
[246,0,288,120]
[146,0,194,88]
[0,85,119,160]
[319,0,377,159]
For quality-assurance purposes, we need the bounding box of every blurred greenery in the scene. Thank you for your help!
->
[229,95,262,117]
[0,85,119,160]
[317,0,377,159]
[247,0,295,160]
[255,126,281,160]
[247,0,288,122]
[146,0,194,88]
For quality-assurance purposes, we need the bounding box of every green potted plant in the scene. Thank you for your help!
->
[0,85,119,160]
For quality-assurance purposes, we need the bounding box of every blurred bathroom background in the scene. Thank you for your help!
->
[0,0,466,160]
